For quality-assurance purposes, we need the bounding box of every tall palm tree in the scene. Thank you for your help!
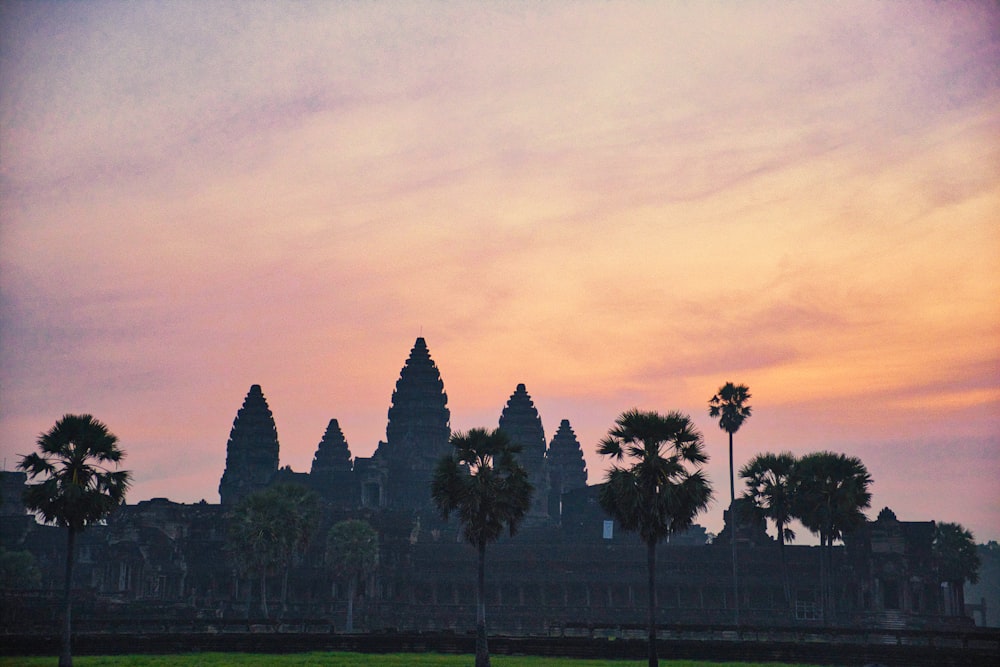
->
[933,522,980,616]
[792,451,872,622]
[17,414,131,667]
[708,382,752,506]
[431,427,533,667]
[597,409,712,667]
[326,519,379,632]
[740,452,797,608]
[708,382,751,627]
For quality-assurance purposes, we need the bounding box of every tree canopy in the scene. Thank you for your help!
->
[19,414,131,531]
[226,483,321,618]
[934,521,980,585]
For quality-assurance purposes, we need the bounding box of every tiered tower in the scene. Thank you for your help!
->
[309,419,356,507]
[546,419,588,520]
[498,383,550,521]
[218,384,280,505]
[379,337,451,509]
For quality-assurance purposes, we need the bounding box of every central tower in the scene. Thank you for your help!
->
[218,384,280,505]
[381,337,451,509]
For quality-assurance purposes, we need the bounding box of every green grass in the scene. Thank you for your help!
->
[0,653,825,667]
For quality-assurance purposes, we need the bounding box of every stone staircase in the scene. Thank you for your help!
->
[875,610,907,644]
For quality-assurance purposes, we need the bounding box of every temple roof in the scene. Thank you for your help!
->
[218,384,280,505]
[499,383,546,470]
[547,418,588,490]
[386,337,450,450]
[310,418,353,476]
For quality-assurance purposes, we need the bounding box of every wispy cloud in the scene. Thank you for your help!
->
[1,0,997,538]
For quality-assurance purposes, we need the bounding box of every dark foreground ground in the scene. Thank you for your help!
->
[3,629,999,667]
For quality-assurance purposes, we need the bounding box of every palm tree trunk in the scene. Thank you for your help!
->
[728,431,739,629]
[60,525,76,667]
[245,576,252,622]
[281,565,289,618]
[646,538,658,667]
[818,532,828,625]
[828,537,837,622]
[731,514,739,628]
[346,576,356,632]
[260,571,269,620]
[728,431,735,504]
[778,528,791,612]
[476,540,490,667]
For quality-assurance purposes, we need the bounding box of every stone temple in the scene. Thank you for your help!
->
[214,339,583,526]
[0,337,985,633]
[218,384,280,506]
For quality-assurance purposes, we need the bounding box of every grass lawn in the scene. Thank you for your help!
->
[0,653,826,667]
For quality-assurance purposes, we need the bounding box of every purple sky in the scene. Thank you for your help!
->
[1,1,998,542]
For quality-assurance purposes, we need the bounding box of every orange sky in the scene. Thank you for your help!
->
[1,1,998,542]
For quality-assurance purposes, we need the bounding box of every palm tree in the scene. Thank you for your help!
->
[17,414,131,667]
[933,522,980,616]
[792,451,872,622]
[708,382,751,627]
[226,483,321,620]
[597,409,712,667]
[740,452,797,608]
[268,484,321,615]
[227,491,281,619]
[431,427,533,667]
[708,382,752,504]
[326,519,379,632]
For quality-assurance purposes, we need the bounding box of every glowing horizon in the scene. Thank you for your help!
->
[1,1,997,543]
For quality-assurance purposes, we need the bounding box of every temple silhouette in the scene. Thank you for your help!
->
[0,337,983,633]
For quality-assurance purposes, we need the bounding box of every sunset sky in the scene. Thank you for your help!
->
[1,1,998,542]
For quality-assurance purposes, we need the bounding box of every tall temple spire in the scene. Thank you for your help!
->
[499,383,550,521]
[382,337,451,509]
[310,419,356,507]
[547,419,588,520]
[218,384,280,505]
[311,419,352,475]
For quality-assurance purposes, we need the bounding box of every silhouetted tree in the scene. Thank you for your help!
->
[227,491,280,619]
[708,381,751,626]
[598,409,712,667]
[740,452,797,607]
[18,414,131,667]
[0,547,42,589]
[226,483,321,620]
[708,382,752,504]
[933,522,980,616]
[793,451,872,621]
[274,484,322,614]
[326,519,379,632]
[431,428,533,667]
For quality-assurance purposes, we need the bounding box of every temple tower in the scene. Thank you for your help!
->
[309,419,357,507]
[498,383,550,521]
[380,337,451,509]
[546,419,588,521]
[218,384,280,505]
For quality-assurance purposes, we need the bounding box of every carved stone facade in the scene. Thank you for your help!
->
[309,419,357,508]
[499,383,550,522]
[218,385,280,506]
[0,338,983,633]
[546,419,588,521]
[378,337,452,510]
